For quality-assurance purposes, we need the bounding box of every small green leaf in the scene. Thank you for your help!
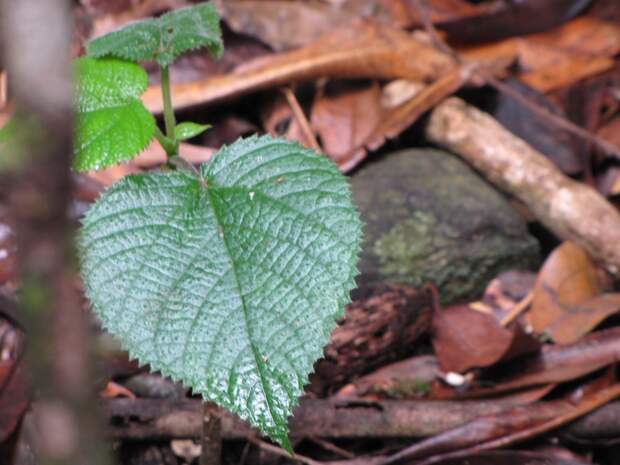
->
[79,135,361,448]
[86,2,223,66]
[74,57,156,171]
[175,122,210,141]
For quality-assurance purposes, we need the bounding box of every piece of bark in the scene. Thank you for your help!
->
[309,284,433,395]
[104,397,528,441]
[425,97,620,275]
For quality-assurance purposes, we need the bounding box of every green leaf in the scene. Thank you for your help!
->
[175,122,211,141]
[74,57,156,171]
[79,135,361,448]
[86,2,223,66]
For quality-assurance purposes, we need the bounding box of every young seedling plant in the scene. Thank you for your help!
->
[73,2,361,453]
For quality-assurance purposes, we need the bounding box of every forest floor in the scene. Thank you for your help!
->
[3,1,620,464]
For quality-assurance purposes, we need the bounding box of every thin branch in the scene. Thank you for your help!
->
[282,87,321,153]
[247,436,319,465]
[500,291,533,327]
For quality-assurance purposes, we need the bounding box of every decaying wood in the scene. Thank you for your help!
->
[425,97,620,275]
[104,397,526,441]
[105,395,620,445]
[309,284,433,395]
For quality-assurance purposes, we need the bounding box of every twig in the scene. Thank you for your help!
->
[309,437,355,459]
[500,291,533,327]
[416,383,620,465]
[282,87,321,152]
[247,436,319,465]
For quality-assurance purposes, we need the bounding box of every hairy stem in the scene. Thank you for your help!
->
[160,64,178,157]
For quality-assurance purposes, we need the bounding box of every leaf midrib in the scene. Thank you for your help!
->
[203,174,281,432]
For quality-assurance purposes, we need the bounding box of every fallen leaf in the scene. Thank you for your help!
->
[142,19,456,113]
[357,65,473,158]
[546,293,620,344]
[432,304,539,374]
[218,0,486,51]
[480,327,620,395]
[336,355,440,399]
[277,66,471,173]
[218,0,366,51]
[439,0,591,43]
[462,16,620,93]
[310,82,383,169]
[529,241,603,341]
[385,380,620,465]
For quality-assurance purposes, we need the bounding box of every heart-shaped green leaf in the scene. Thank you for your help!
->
[74,57,156,172]
[86,2,223,66]
[79,135,361,448]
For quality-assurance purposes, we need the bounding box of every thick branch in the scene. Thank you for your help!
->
[426,97,620,275]
[105,397,530,441]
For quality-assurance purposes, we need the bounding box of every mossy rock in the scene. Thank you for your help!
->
[352,148,539,304]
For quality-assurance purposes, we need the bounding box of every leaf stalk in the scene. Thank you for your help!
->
[160,64,179,158]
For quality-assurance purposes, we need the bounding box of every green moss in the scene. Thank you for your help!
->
[352,149,540,303]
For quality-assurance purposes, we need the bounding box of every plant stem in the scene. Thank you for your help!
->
[200,401,222,465]
[160,64,178,157]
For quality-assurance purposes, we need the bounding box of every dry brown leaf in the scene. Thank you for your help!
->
[267,66,471,173]
[461,16,620,93]
[310,83,383,169]
[480,327,620,395]
[141,19,456,113]
[546,293,620,345]
[218,0,365,51]
[529,241,603,341]
[218,0,486,51]
[359,65,474,155]
[335,355,440,399]
[432,304,539,373]
[398,382,620,465]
